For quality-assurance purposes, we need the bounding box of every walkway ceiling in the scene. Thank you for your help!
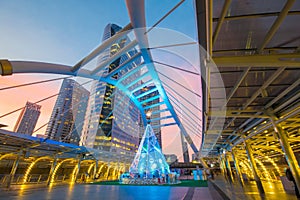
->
[198,0,300,157]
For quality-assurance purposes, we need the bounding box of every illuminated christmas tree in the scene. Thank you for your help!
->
[129,124,170,178]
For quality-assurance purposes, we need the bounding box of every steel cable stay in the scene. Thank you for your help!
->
[172,105,202,130]
[170,99,202,136]
[182,122,202,139]
[0,79,93,119]
[173,111,202,138]
[168,99,201,128]
[147,42,197,50]
[145,0,186,34]
[0,79,96,157]
[0,76,72,91]
[0,94,58,119]
[167,96,202,127]
[165,87,202,123]
[168,97,202,131]
[33,79,102,135]
[161,80,202,112]
[163,98,202,140]
[157,70,201,98]
[154,61,200,76]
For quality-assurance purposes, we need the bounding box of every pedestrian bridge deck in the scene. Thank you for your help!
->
[210,176,298,200]
[0,183,213,200]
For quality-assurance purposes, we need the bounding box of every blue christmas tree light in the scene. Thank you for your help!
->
[129,123,170,178]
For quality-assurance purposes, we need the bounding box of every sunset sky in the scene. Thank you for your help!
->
[0,0,202,161]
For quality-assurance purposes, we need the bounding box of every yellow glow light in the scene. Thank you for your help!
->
[146,111,152,118]
[50,158,74,184]
[23,156,51,183]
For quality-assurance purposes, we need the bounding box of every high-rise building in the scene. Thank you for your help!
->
[14,101,41,135]
[138,86,162,147]
[46,79,89,145]
[81,23,140,155]
[181,131,190,163]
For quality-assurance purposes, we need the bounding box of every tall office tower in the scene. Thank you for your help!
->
[181,132,190,163]
[46,79,89,145]
[14,101,41,135]
[138,86,162,147]
[81,23,140,155]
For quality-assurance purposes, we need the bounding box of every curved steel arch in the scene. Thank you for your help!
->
[0,0,201,158]
[0,153,16,161]
[126,0,200,155]
[23,156,53,183]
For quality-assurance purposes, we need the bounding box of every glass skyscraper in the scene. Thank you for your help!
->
[138,86,162,147]
[81,23,140,155]
[46,79,89,145]
[14,101,41,135]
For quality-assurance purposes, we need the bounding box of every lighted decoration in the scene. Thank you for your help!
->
[129,124,170,178]
[146,110,152,122]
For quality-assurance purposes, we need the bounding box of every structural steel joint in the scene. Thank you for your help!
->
[0,60,13,76]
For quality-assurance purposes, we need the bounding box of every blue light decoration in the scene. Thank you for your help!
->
[129,124,170,178]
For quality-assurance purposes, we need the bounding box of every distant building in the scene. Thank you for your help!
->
[81,23,140,155]
[138,86,162,148]
[192,153,197,161]
[14,101,41,135]
[35,134,47,139]
[165,154,178,164]
[181,130,190,163]
[45,79,89,145]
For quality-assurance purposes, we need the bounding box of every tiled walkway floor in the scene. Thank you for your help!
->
[211,176,298,200]
[0,184,213,200]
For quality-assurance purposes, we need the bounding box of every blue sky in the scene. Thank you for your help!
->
[0,0,197,65]
[0,0,200,161]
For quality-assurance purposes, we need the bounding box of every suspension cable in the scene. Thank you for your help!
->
[0,76,72,91]
[33,79,94,134]
[157,71,201,98]
[154,61,200,75]
[162,80,202,112]
[166,88,202,122]
[146,0,185,34]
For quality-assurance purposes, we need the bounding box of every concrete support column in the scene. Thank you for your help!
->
[231,150,244,186]
[200,157,209,169]
[267,111,300,193]
[6,153,21,188]
[47,157,57,186]
[219,154,226,177]
[244,141,265,194]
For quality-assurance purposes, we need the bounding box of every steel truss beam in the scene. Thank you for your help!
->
[1,1,202,161]
[126,0,200,156]
[213,11,300,22]
[91,40,138,75]
[71,23,133,73]
[258,0,296,53]
[208,110,269,118]
[213,53,300,67]
[212,0,231,45]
